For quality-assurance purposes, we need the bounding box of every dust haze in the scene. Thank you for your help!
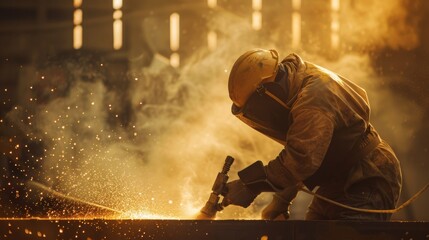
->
[4,0,424,219]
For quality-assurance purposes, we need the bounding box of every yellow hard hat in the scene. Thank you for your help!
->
[228,49,280,107]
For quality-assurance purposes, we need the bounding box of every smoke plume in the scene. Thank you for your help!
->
[3,0,424,220]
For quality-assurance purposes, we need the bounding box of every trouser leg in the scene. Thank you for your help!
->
[305,179,394,221]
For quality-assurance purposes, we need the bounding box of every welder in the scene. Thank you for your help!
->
[222,49,402,220]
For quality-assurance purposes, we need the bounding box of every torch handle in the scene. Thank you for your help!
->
[221,156,235,174]
[197,155,235,219]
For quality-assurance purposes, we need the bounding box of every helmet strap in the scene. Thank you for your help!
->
[256,84,290,110]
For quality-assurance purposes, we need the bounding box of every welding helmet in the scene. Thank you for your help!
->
[228,49,291,145]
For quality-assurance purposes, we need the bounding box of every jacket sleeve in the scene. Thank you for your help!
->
[265,108,335,189]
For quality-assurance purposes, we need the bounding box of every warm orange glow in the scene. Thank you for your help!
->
[331,15,340,32]
[331,32,340,49]
[73,0,82,8]
[170,53,180,68]
[113,19,123,50]
[113,1,123,50]
[113,9,122,20]
[207,0,217,8]
[292,12,301,48]
[331,0,340,50]
[73,25,82,49]
[170,13,180,51]
[73,1,83,50]
[292,0,301,10]
[252,12,262,31]
[252,0,262,11]
[208,31,217,51]
[73,9,82,25]
[5,0,423,222]
[113,0,123,10]
[331,0,340,11]
[123,211,178,219]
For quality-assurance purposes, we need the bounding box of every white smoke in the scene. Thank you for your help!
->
[4,0,424,220]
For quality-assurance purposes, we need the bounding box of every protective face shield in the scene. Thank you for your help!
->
[231,80,291,145]
[229,49,292,145]
[228,49,280,108]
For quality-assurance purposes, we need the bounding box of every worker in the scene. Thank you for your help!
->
[221,49,402,220]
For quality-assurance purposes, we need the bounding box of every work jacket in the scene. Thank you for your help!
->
[264,54,402,203]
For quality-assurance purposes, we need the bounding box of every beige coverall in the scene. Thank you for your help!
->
[263,54,402,220]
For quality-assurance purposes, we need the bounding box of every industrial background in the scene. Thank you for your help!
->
[0,0,428,221]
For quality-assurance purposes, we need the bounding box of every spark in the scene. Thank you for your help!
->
[122,211,177,220]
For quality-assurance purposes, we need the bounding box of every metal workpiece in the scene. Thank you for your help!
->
[0,219,428,240]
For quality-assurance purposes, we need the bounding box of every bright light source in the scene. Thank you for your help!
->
[112,0,123,51]
[207,0,217,8]
[113,19,123,50]
[331,33,340,50]
[73,0,82,8]
[73,25,82,49]
[113,0,123,10]
[331,1,340,50]
[170,13,180,51]
[73,1,83,49]
[252,0,262,11]
[113,10,122,20]
[170,53,180,68]
[207,31,217,51]
[331,14,340,32]
[292,0,301,10]
[252,12,262,31]
[292,0,301,49]
[73,9,82,25]
[331,0,340,11]
[292,13,301,49]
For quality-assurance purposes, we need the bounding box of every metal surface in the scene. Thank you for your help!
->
[0,219,428,240]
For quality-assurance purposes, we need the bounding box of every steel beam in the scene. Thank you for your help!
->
[1,219,428,240]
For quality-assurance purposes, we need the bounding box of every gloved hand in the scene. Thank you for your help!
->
[221,179,259,208]
[261,185,299,220]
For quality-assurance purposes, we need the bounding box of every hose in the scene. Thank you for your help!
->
[298,182,429,214]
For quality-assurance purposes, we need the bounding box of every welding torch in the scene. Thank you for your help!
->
[196,155,234,219]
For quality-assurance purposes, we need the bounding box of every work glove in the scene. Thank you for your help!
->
[221,160,281,208]
[261,185,299,220]
[221,179,258,208]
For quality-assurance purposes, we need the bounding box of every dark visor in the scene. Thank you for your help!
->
[232,82,290,144]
